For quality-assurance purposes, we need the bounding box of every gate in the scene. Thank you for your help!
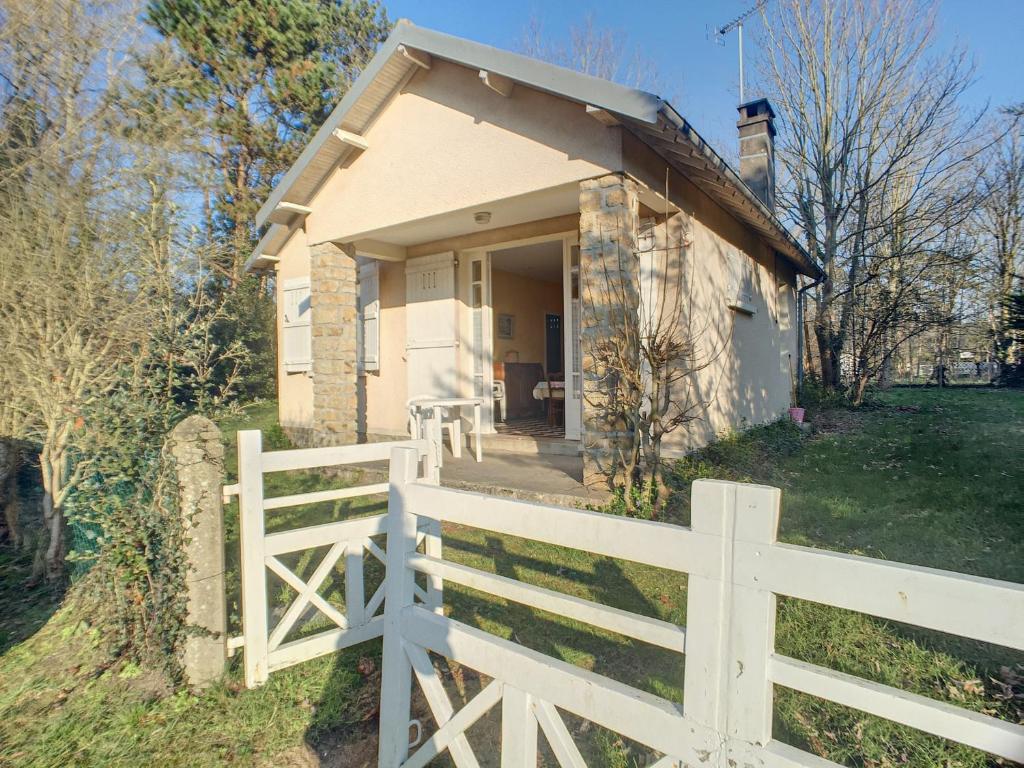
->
[232,433,439,688]
[378,446,1023,768]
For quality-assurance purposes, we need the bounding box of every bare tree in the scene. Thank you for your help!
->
[517,13,663,93]
[976,119,1023,366]
[582,205,722,516]
[0,0,243,578]
[760,0,983,393]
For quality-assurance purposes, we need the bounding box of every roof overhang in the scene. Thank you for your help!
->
[244,224,291,274]
[248,20,822,280]
[253,19,661,234]
[623,106,822,279]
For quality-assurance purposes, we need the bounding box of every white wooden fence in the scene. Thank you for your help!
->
[377,446,1024,768]
[228,436,1023,765]
[231,433,440,688]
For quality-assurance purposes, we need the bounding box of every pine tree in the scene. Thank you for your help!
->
[147,0,390,280]
[146,0,390,398]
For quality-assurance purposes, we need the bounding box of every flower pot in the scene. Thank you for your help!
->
[788,407,806,424]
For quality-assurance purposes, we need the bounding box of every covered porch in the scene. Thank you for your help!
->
[438,448,588,507]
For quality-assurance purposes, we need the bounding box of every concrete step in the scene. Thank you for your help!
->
[481,433,581,456]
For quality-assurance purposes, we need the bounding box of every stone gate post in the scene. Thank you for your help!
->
[169,415,227,688]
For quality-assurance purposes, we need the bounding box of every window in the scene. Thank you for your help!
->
[358,260,380,372]
[727,249,756,316]
[281,277,312,373]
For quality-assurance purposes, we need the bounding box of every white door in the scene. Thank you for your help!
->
[406,252,459,400]
[563,240,583,440]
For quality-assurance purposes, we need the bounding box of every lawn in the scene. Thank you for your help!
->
[0,387,1020,767]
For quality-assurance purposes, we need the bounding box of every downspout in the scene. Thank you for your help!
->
[796,274,824,400]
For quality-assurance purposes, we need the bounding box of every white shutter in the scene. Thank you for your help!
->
[405,252,458,399]
[281,277,312,372]
[727,249,756,316]
[359,261,380,372]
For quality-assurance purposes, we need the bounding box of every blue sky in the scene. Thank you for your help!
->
[385,0,1023,154]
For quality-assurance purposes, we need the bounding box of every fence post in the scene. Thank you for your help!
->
[724,482,780,757]
[422,443,444,613]
[378,446,420,767]
[682,479,781,764]
[501,685,538,767]
[237,429,269,688]
[682,480,734,746]
[168,415,227,689]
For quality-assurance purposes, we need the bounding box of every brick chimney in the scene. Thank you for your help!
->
[737,98,776,211]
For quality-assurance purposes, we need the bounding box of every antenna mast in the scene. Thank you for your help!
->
[714,1,769,104]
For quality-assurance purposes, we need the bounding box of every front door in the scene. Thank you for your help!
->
[405,252,458,400]
[563,240,583,440]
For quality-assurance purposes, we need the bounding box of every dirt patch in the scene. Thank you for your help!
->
[811,402,924,437]
[276,661,493,768]
[809,407,867,436]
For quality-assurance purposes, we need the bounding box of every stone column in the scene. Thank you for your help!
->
[578,173,641,495]
[169,415,226,689]
[311,241,359,446]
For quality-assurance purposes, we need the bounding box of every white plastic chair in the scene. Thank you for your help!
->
[492,380,506,423]
[407,399,463,466]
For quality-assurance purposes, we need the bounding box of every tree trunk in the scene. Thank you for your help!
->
[38,446,66,581]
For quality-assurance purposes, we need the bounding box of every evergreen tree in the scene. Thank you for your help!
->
[146,0,390,398]
[147,0,390,280]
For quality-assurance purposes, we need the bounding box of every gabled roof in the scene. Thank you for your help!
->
[250,19,822,279]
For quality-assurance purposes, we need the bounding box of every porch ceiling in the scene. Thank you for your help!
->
[340,182,581,252]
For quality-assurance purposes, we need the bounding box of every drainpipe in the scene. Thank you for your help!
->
[796,274,824,400]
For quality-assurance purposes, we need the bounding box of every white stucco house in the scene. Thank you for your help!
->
[245,20,822,488]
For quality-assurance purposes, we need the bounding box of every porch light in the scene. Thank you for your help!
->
[474,211,491,225]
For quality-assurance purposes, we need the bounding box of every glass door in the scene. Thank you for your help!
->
[467,252,493,431]
[562,239,582,440]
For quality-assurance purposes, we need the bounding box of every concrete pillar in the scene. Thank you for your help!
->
[311,240,358,446]
[168,415,226,688]
[578,173,641,495]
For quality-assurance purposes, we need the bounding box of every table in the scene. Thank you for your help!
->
[407,397,484,466]
[532,381,566,401]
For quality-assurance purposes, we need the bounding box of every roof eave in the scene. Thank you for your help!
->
[655,103,822,279]
[244,224,286,274]
[254,19,664,230]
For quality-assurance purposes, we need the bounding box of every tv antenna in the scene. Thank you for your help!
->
[711,1,769,104]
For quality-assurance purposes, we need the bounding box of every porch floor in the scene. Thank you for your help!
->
[438,449,590,507]
[494,416,563,439]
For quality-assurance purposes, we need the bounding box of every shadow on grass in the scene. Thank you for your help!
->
[0,460,63,656]
[0,540,64,654]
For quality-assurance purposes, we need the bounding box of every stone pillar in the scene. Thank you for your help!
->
[311,241,359,446]
[578,173,641,495]
[169,415,226,689]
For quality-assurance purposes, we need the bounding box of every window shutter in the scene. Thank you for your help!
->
[281,277,312,372]
[727,250,756,315]
[359,261,380,372]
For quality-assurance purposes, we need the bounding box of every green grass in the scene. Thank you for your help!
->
[0,389,1021,767]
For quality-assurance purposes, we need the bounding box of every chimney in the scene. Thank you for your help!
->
[737,98,776,211]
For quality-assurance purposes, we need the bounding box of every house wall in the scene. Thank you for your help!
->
[301,58,621,246]
[490,269,563,372]
[623,134,798,455]
[361,260,409,437]
[275,227,314,433]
